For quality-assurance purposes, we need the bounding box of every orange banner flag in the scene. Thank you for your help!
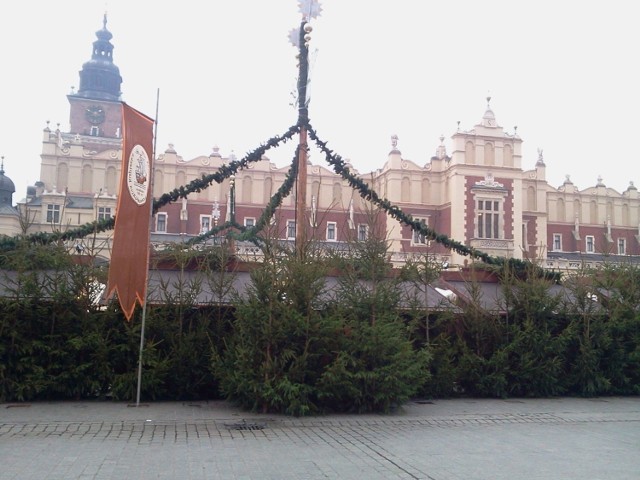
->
[106,103,155,321]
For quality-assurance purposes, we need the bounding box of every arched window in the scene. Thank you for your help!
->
[82,164,93,192]
[198,170,209,200]
[504,144,513,167]
[176,170,186,189]
[332,182,342,205]
[622,203,630,226]
[484,142,495,166]
[153,169,164,198]
[105,166,116,195]
[421,178,430,204]
[401,177,411,202]
[556,198,565,222]
[465,141,475,164]
[312,181,320,204]
[56,163,68,192]
[590,200,598,224]
[242,176,253,203]
[263,177,273,204]
[527,186,536,210]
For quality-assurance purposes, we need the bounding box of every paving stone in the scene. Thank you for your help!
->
[0,397,639,479]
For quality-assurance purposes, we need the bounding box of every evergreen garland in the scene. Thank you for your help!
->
[0,126,300,253]
[305,121,544,275]
[0,120,547,277]
[0,116,547,277]
[0,216,116,252]
[185,146,301,247]
[155,125,300,209]
[0,16,551,279]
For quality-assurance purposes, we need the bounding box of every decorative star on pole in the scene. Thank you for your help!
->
[288,28,300,49]
[289,0,321,48]
[298,0,322,20]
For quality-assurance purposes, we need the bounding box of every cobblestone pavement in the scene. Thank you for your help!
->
[1,397,639,479]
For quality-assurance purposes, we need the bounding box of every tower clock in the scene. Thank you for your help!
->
[85,105,106,125]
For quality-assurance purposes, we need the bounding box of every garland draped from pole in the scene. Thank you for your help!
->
[184,145,301,247]
[303,120,542,274]
[0,119,546,276]
[0,126,300,253]
[0,118,545,275]
[0,16,547,278]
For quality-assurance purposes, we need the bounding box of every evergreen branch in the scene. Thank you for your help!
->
[153,125,300,212]
[186,145,301,247]
[0,126,300,253]
[306,121,539,273]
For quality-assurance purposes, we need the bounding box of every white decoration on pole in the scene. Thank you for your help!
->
[288,27,300,48]
[298,0,322,19]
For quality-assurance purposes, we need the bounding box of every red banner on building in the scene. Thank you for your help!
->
[106,103,155,321]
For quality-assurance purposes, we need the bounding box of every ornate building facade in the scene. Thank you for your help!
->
[2,17,638,270]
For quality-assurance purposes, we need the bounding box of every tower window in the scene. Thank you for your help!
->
[98,207,112,221]
[553,234,562,251]
[585,235,595,253]
[200,215,211,233]
[618,238,626,255]
[412,218,429,245]
[476,200,501,239]
[326,222,337,241]
[156,213,167,233]
[287,221,296,240]
[46,204,61,224]
[358,224,368,241]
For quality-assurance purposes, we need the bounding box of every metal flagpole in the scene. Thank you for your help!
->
[295,17,310,259]
[136,88,160,407]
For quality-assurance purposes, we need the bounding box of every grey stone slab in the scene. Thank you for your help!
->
[1,397,638,480]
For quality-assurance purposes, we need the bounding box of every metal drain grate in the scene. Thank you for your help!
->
[224,420,266,431]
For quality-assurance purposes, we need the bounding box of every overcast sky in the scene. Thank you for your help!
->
[1,0,638,203]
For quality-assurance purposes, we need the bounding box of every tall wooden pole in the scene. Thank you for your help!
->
[296,127,308,258]
[296,20,310,259]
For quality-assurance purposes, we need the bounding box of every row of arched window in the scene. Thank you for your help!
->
[56,162,117,195]
[465,141,514,166]
[55,162,634,228]
[552,197,633,225]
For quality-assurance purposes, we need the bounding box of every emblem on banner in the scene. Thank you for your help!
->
[127,144,150,205]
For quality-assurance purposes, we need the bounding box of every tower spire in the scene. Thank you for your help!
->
[73,13,122,101]
[481,95,497,127]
